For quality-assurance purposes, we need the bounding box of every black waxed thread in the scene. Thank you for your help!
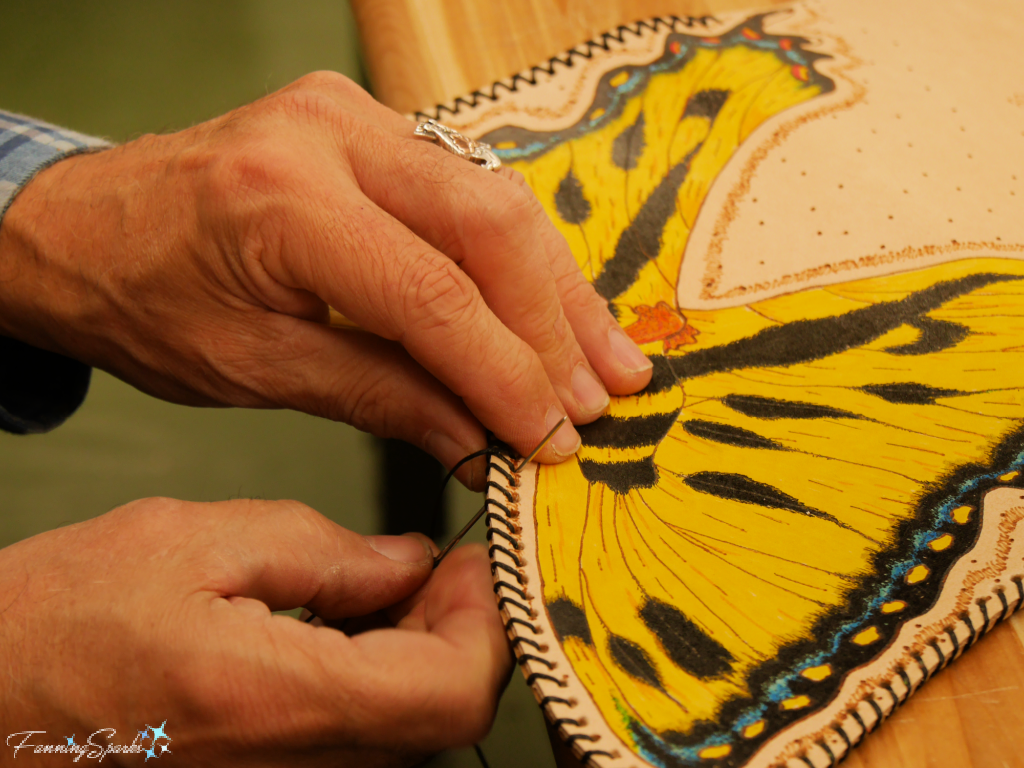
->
[430,447,512,539]
[485,499,517,518]
[492,561,526,584]
[513,637,545,653]
[565,733,598,745]
[494,581,529,600]
[473,744,491,768]
[518,654,557,670]
[485,512,517,532]
[489,544,523,566]
[913,654,930,683]
[897,667,913,697]
[552,717,583,728]
[818,738,836,767]
[849,707,868,738]
[883,682,900,711]
[508,617,542,635]
[835,725,852,753]
[997,589,1010,621]
[798,755,816,768]
[526,672,566,687]
[961,611,978,651]
[417,16,715,121]
[487,527,521,548]
[541,696,573,708]
[978,598,992,632]
[867,697,884,724]
[930,639,947,669]
[945,626,961,660]
[581,750,615,763]
[498,597,534,616]
[485,480,517,503]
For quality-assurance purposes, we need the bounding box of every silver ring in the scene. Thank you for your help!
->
[414,118,502,172]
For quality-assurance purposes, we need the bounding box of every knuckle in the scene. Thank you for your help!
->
[557,266,602,309]
[402,257,480,333]
[481,185,535,240]
[291,69,357,93]
[499,342,542,397]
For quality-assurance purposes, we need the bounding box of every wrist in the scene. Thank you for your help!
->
[0,135,195,366]
[0,149,111,356]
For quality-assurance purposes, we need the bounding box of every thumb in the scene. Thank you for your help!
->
[202,499,435,619]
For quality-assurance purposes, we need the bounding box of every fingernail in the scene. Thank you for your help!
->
[545,406,581,459]
[366,534,433,563]
[609,325,653,373]
[571,363,609,415]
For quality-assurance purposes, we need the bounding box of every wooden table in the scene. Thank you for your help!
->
[350,2,1024,766]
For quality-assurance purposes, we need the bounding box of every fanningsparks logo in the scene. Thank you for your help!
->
[7,722,172,762]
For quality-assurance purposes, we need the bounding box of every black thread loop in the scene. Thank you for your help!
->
[491,561,525,584]
[487,527,521,549]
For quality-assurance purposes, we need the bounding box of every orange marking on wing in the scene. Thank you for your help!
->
[623,301,700,351]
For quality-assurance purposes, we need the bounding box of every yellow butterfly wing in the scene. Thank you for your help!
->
[480,16,1024,767]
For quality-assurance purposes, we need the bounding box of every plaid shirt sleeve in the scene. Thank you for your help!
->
[0,111,110,435]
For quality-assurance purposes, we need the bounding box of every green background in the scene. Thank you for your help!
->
[0,3,551,766]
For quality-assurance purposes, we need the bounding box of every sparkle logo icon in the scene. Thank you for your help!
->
[139,721,172,761]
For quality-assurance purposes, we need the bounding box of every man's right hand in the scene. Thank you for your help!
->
[0,72,654,488]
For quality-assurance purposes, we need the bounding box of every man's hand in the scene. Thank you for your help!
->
[0,497,511,766]
[0,73,653,486]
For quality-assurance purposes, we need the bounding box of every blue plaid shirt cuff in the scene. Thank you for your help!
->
[0,111,107,435]
[0,109,110,219]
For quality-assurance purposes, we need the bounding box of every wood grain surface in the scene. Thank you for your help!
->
[351,2,1024,766]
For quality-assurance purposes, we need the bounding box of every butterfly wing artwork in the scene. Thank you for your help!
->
[421,4,1024,767]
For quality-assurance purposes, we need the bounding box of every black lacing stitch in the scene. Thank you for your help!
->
[494,581,529,600]
[797,755,815,768]
[417,15,716,120]
[507,617,541,634]
[485,512,517,533]
[483,447,604,767]
[848,707,868,738]
[487,527,522,549]
[866,697,884,724]
[489,451,516,470]
[565,733,599,746]
[978,597,992,632]
[897,667,913,697]
[540,696,574,708]
[498,597,534,616]
[580,750,615,764]
[1013,575,1024,608]
[996,589,1010,622]
[490,463,518,486]
[484,499,517,518]
[818,738,837,767]
[491,561,525,584]
[882,682,900,712]
[526,672,566,687]
[489,544,523,567]
[961,610,978,652]
[945,625,961,660]
[930,638,947,669]
[834,725,852,753]
[512,636,545,652]
[518,654,557,670]
[913,653,931,683]
[485,480,517,503]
